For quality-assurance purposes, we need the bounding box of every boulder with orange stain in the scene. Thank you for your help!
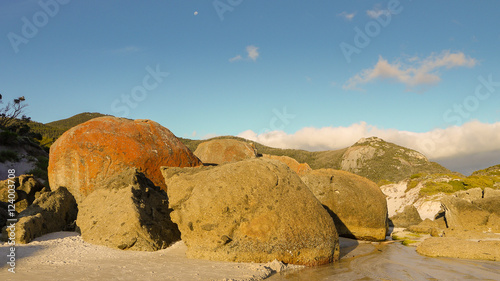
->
[48,116,202,203]
[194,139,257,165]
[161,158,339,266]
[262,154,312,176]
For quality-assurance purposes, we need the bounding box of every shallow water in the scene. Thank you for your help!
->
[269,242,500,281]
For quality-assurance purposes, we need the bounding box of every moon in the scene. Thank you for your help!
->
[194,11,198,16]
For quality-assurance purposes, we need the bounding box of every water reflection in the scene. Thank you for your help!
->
[269,239,500,280]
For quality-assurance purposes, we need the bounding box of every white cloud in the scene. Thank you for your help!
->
[237,120,500,165]
[229,55,243,63]
[366,7,390,19]
[202,133,218,140]
[338,11,356,21]
[343,51,477,91]
[246,45,259,61]
[229,45,259,62]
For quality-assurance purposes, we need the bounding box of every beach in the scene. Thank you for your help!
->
[2,231,499,280]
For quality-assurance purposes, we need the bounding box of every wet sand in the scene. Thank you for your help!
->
[269,239,500,280]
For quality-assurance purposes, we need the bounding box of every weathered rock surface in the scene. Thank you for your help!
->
[13,187,77,244]
[262,154,312,176]
[76,168,181,251]
[407,219,444,235]
[441,196,500,232]
[161,158,339,266]
[417,237,500,261]
[194,139,257,165]
[301,169,388,241]
[0,175,48,213]
[454,187,483,201]
[484,187,500,198]
[48,117,202,203]
[390,205,422,228]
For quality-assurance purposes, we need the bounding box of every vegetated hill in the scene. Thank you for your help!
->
[27,112,109,148]
[334,137,452,184]
[45,112,109,131]
[180,136,451,184]
[471,164,500,177]
[403,166,500,197]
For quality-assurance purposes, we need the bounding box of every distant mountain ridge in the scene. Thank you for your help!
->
[32,113,455,183]
[180,136,452,184]
[27,112,108,147]
[45,112,109,131]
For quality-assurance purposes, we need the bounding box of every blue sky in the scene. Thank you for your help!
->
[1,0,500,173]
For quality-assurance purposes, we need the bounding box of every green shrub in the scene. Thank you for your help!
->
[420,180,467,196]
[27,156,49,185]
[377,179,394,186]
[410,173,425,179]
[0,130,18,146]
[405,179,420,192]
[0,150,19,163]
[464,175,494,189]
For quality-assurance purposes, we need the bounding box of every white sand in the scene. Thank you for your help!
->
[0,232,301,281]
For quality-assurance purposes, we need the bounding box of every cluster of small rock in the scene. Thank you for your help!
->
[1,116,389,266]
[389,187,500,261]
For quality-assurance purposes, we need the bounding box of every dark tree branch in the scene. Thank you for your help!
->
[0,96,29,129]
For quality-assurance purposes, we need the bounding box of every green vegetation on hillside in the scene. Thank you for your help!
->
[46,112,108,131]
[340,138,451,184]
[0,149,19,163]
[403,172,500,196]
[27,112,108,149]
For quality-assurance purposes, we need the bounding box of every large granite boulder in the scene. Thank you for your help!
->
[161,158,339,266]
[76,168,180,251]
[193,139,257,165]
[300,169,388,241]
[390,205,422,228]
[262,154,312,176]
[441,196,500,232]
[48,117,202,203]
[0,175,49,213]
[13,187,77,244]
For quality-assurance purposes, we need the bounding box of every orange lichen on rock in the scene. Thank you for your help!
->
[194,139,257,165]
[48,117,202,203]
[262,154,312,176]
